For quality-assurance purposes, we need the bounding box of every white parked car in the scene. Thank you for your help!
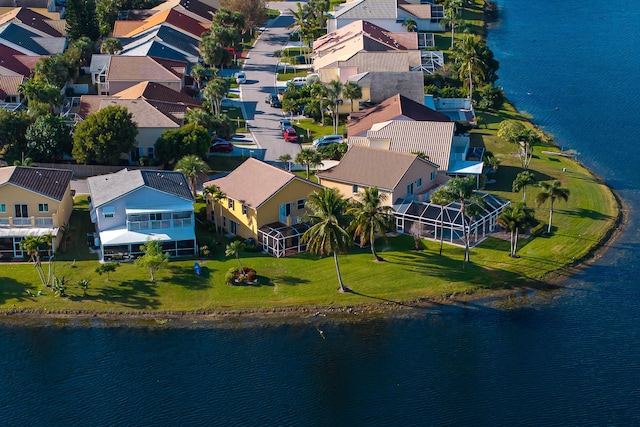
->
[235,72,246,84]
[312,134,343,148]
[290,76,307,86]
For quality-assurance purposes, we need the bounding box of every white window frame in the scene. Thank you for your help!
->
[103,206,115,218]
[38,203,49,212]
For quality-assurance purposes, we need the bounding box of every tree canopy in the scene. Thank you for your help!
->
[26,114,72,163]
[154,123,210,166]
[72,105,138,165]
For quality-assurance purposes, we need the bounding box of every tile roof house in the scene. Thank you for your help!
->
[0,43,40,77]
[112,81,202,108]
[90,55,186,95]
[349,120,484,176]
[327,0,444,33]
[348,94,450,137]
[344,70,426,106]
[203,158,324,257]
[74,96,181,162]
[113,7,210,39]
[0,74,24,102]
[87,168,196,262]
[0,22,66,55]
[0,7,65,37]
[0,165,74,259]
[117,24,201,63]
[316,145,443,206]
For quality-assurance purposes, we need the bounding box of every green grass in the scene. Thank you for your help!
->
[292,118,346,141]
[276,69,309,81]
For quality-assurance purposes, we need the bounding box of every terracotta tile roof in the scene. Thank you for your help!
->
[116,8,210,39]
[106,56,183,82]
[0,44,40,76]
[112,81,201,107]
[316,146,428,191]
[348,94,450,137]
[0,165,73,201]
[87,168,193,207]
[203,158,321,209]
[314,20,410,52]
[0,74,24,98]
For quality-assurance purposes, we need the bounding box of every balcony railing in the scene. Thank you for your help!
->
[127,217,192,231]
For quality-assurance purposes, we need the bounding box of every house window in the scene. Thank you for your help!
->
[0,204,5,213]
[223,216,226,228]
[14,204,28,217]
[430,171,436,181]
[242,204,248,215]
[297,199,306,210]
[417,178,422,189]
[148,147,155,159]
[228,199,234,209]
[103,206,115,218]
[230,220,237,235]
[407,183,414,196]
[352,185,359,194]
[38,203,49,212]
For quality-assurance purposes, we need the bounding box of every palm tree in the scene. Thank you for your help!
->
[20,234,53,287]
[203,184,226,243]
[175,155,209,198]
[326,79,343,134]
[402,17,417,32]
[342,81,362,113]
[225,240,245,270]
[497,202,537,257]
[347,187,394,261]
[190,64,208,92]
[310,83,329,125]
[185,108,215,131]
[13,156,34,167]
[441,2,462,49]
[203,78,229,115]
[536,181,570,234]
[454,34,486,100]
[512,171,537,202]
[100,38,122,54]
[278,154,292,171]
[296,148,323,180]
[302,188,352,292]
[430,176,484,265]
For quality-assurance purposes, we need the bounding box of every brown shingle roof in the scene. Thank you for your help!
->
[397,1,435,19]
[316,146,430,190]
[0,7,64,37]
[348,94,450,137]
[99,98,180,128]
[0,166,72,201]
[313,20,410,52]
[203,158,320,209]
[112,81,201,107]
[106,56,183,82]
[116,8,210,38]
[0,44,39,77]
[179,0,218,21]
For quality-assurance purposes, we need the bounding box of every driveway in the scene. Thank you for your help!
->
[238,1,305,162]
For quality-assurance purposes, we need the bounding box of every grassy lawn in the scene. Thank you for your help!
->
[276,69,309,81]
[292,118,346,141]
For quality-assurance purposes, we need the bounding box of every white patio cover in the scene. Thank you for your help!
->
[99,227,195,246]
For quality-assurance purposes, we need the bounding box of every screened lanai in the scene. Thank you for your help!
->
[393,193,510,247]
[258,222,311,258]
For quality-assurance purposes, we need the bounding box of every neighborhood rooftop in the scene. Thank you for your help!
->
[0,166,73,201]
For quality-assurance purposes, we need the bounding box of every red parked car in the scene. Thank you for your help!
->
[210,139,234,153]
[283,128,298,142]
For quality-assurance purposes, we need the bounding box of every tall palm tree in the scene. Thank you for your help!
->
[536,180,570,234]
[302,188,352,292]
[402,17,417,32]
[20,234,53,287]
[454,34,486,100]
[441,4,461,49]
[512,170,537,202]
[203,184,226,243]
[296,148,323,180]
[175,155,209,198]
[190,64,208,92]
[430,176,484,265]
[13,157,34,167]
[326,80,343,134]
[497,202,537,257]
[342,81,362,113]
[203,78,229,115]
[100,38,122,54]
[310,83,329,125]
[347,187,394,261]
[225,240,245,270]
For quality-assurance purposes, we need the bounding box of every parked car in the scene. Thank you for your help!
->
[290,77,307,86]
[279,119,293,131]
[270,98,282,108]
[210,139,234,153]
[312,134,343,148]
[294,55,313,65]
[235,72,246,84]
[283,128,298,142]
[265,93,281,108]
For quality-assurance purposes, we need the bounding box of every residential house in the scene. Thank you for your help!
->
[0,21,66,55]
[0,7,66,37]
[87,169,196,262]
[113,7,210,39]
[0,166,73,259]
[203,158,324,257]
[345,70,425,106]
[90,55,186,95]
[178,0,219,21]
[117,25,202,64]
[73,96,182,162]
[348,93,450,137]
[348,120,485,177]
[0,44,40,78]
[316,145,443,206]
[327,0,444,33]
[0,74,24,103]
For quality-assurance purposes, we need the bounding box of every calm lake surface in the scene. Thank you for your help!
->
[3,1,640,425]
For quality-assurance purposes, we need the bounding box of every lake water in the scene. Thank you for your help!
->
[3,1,640,425]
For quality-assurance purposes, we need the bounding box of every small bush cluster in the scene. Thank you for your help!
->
[225,267,258,285]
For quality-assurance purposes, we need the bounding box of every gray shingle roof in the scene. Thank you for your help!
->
[87,169,193,207]
[0,166,73,201]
